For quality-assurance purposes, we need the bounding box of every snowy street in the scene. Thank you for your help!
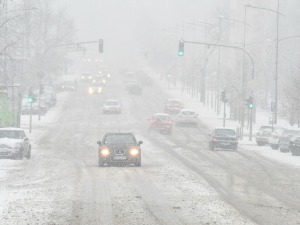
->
[0,78,300,225]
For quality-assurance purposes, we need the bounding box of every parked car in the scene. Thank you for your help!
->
[175,109,198,127]
[289,136,300,156]
[279,129,300,153]
[269,127,286,150]
[103,99,121,114]
[164,99,184,114]
[97,133,143,167]
[0,128,31,159]
[255,125,273,146]
[148,113,173,135]
[209,128,238,151]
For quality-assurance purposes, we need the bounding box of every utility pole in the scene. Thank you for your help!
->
[274,0,280,124]
[217,17,222,115]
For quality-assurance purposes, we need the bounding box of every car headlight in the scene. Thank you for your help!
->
[100,148,110,156]
[130,148,139,156]
[81,76,85,79]
[98,88,102,93]
[88,88,94,94]
[89,76,92,79]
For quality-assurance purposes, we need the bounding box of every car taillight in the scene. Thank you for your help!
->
[213,137,218,141]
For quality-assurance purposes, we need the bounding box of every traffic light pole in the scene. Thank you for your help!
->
[223,101,226,127]
[29,102,32,133]
[249,108,253,141]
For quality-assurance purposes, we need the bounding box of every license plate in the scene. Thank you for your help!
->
[221,142,230,146]
[114,156,126,160]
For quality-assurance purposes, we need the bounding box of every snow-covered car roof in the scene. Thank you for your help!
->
[214,127,237,131]
[167,98,182,102]
[153,113,169,117]
[180,109,195,112]
[0,127,25,131]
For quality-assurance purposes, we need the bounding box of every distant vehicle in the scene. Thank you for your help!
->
[81,73,93,82]
[289,136,300,156]
[208,128,238,151]
[62,81,76,91]
[269,127,286,150]
[164,99,184,114]
[88,85,102,95]
[103,100,121,114]
[125,81,142,95]
[0,128,31,160]
[175,109,198,127]
[97,133,143,167]
[279,129,300,153]
[148,113,173,135]
[255,125,273,146]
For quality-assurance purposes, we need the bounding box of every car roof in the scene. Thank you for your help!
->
[168,98,181,101]
[104,132,134,136]
[181,109,195,112]
[214,127,236,131]
[105,99,119,102]
[0,127,25,131]
[154,113,169,116]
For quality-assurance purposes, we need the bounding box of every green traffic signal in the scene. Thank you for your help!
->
[178,40,184,57]
[28,97,33,103]
[248,103,254,109]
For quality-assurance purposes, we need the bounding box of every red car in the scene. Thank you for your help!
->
[164,99,184,114]
[148,113,173,135]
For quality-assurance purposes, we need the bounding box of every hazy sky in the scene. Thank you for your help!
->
[55,0,220,69]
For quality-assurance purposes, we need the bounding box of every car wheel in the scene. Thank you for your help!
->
[270,144,278,150]
[15,149,23,160]
[135,158,141,167]
[292,150,300,156]
[26,147,31,159]
[280,148,289,153]
[256,142,264,146]
[233,145,238,151]
[98,159,105,167]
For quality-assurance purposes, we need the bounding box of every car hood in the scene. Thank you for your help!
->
[104,143,137,149]
[0,138,22,148]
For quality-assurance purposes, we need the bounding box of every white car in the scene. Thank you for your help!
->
[269,127,286,150]
[175,109,198,127]
[103,100,121,114]
[0,128,31,160]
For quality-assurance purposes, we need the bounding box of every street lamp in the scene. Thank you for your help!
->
[245,2,285,125]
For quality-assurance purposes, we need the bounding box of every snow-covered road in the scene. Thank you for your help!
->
[0,77,300,225]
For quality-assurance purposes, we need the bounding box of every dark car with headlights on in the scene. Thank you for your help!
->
[279,129,300,153]
[0,128,31,160]
[209,128,238,151]
[148,113,172,135]
[97,133,142,167]
[255,125,273,146]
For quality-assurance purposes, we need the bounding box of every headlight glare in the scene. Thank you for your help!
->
[101,148,110,156]
[130,148,139,156]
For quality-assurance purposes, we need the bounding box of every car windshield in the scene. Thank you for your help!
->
[215,129,236,136]
[169,100,181,105]
[0,130,26,139]
[259,126,273,133]
[104,134,136,144]
[106,101,118,106]
[182,111,195,115]
[154,115,169,120]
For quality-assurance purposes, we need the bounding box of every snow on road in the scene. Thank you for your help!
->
[0,76,299,225]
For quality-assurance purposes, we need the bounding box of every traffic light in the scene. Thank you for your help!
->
[99,39,103,53]
[246,96,254,109]
[178,40,184,57]
[28,89,36,103]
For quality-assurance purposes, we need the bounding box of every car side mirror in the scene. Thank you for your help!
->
[138,141,143,145]
[97,141,102,145]
[24,137,29,141]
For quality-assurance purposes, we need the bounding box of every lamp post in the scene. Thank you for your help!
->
[245,2,285,125]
